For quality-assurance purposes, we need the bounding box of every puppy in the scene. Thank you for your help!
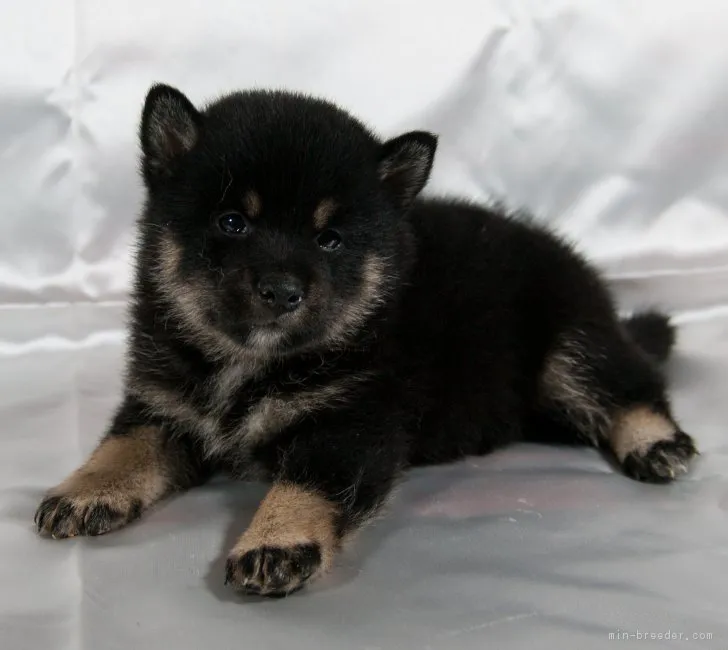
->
[35,84,698,597]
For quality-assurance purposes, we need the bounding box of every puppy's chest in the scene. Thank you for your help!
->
[139,360,359,458]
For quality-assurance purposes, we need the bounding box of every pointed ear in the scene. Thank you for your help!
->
[377,131,437,210]
[140,83,201,179]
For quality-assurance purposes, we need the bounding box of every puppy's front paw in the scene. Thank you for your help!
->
[225,483,339,598]
[34,428,177,539]
[35,491,143,538]
[622,430,698,483]
[225,543,323,597]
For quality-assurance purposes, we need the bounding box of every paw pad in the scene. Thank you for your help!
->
[622,431,697,483]
[34,494,143,538]
[225,543,322,598]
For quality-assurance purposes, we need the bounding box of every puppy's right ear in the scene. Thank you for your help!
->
[140,83,201,180]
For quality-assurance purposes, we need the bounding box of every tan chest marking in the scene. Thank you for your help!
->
[131,371,366,457]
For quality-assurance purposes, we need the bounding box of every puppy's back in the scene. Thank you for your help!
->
[400,199,614,358]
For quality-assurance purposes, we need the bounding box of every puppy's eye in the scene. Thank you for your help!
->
[316,229,342,251]
[217,211,251,236]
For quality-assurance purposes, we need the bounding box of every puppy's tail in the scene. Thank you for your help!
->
[621,310,676,364]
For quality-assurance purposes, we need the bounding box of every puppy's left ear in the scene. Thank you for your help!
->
[378,131,437,210]
[140,83,202,181]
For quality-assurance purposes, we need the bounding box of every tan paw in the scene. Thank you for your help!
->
[34,491,144,538]
[622,430,698,483]
[224,483,339,597]
[225,543,323,597]
[34,427,176,538]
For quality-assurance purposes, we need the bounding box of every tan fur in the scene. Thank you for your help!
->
[540,334,611,444]
[128,380,220,439]
[156,234,388,361]
[210,362,250,406]
[52,427,170,503]
[231,483,339,571]
[246,327,285,353]
[156,233,241,359]
[39,426,172,537]
[244,375,368,445]
[610,406,678,461]
[325,254,390,345]
[130,371,368,459]
[312,198,337,230]
[155,233,273,365]
[244,190,262,218]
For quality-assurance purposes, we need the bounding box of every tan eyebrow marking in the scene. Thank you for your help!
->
[244,190,262,218]
[313,198,337,231]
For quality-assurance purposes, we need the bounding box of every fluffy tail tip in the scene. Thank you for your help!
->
[622,310,676,363]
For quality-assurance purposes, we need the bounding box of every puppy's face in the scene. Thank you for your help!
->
[138,85,436,357]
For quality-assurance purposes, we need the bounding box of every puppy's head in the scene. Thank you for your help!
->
[138,84,436,358]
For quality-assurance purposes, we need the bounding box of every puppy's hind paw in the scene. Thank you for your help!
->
[622,431,698,484]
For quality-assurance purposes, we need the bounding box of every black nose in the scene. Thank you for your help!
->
[257,274,305,314]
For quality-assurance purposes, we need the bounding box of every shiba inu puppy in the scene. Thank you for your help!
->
[35,83,697,597]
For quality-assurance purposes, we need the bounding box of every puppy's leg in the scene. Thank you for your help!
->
[225,483,339,597]
[538,325,697,483]
[225,405,407,597]
[35,398,209,538]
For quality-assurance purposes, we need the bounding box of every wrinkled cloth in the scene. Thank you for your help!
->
[1,2,727,648]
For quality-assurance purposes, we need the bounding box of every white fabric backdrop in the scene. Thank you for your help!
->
[2,2,727,648]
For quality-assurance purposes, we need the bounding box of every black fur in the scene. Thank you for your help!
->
[35,83,698,595]
[621,310,676,363]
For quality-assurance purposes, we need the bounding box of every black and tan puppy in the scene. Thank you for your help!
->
[35,84,698,597]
